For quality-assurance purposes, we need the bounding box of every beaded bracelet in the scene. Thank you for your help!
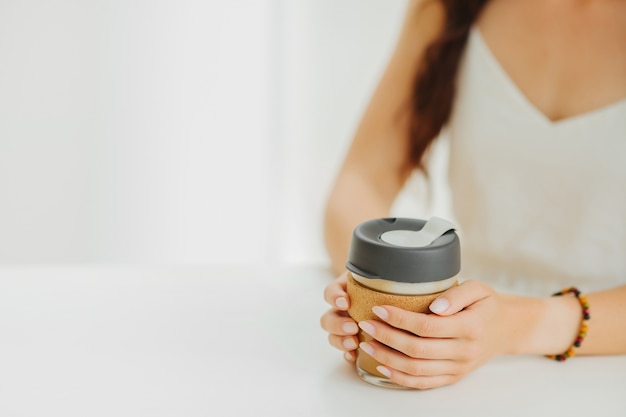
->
[546,287,590,362]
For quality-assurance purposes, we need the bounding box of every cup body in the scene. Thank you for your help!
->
[347,272,457,389]
[345,217,461,389]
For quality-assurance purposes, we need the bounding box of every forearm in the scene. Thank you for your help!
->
[323,171,394,275]
[579,285,626,354]
[507,285,626,356]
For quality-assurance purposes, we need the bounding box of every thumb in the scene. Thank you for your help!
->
[429,280,491,316]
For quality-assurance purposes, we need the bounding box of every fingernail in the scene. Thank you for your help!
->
[344,351,355,362]
[359,342,374,356]
[358,321,375,336]
[430,297,450,314]
[343,338,357,350]
[335,297,348,309]
[376,365,392,378]
[342,322,358,334]
[372,306,388,320]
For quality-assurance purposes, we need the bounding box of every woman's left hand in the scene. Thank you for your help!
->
[357,280,525,389]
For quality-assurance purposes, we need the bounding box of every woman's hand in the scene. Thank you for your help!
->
[357,280,527,389]
[320,271,359,363]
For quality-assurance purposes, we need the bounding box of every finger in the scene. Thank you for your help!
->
[376,365,462,390]
[323,271,350,310]
[358,320,467,359]
[320,309,359,335]
[370,305,465,338]
[328,334,359,352]
[344,350,356,363]
[428,279,494,316]
[360,340,462,376]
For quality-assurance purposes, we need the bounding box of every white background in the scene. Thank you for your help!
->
[0,0,417,266]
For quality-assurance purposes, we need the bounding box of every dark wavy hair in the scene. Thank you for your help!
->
[409,0,488,170]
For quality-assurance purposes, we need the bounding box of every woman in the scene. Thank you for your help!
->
[320,0,626,389]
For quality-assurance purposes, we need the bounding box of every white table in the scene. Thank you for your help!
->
[0,266,624,417]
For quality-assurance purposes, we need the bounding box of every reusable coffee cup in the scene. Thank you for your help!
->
[345,217,461,389]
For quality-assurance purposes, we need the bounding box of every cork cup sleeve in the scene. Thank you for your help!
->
[346,273,452,378]
[346,273,443,321]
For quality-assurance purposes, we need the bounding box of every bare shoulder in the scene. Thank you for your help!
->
[342,0,446,184]
[402,0,446,46]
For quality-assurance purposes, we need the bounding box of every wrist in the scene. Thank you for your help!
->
[510,293,581,355]
[500,294,543,355]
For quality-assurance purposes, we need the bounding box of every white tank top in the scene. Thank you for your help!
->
[446,28,626,296]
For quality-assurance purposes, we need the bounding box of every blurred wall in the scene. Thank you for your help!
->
[0,0,409,265]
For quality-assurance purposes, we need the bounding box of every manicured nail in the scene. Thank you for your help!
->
[359,342,374,356]
[344,351,355,362]
[372,306,388,320]
[358,321,375,336]
[343,338,357,350]
[376,365,392,378]
[430,297,450,314]
[335,297,348,309]
[342,322,358,334]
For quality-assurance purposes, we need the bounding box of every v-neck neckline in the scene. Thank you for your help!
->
[471,28,626,128]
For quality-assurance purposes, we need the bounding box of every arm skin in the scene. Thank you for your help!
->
[524,285,626,356]
[323,0,444,275]
[322,278,626,389]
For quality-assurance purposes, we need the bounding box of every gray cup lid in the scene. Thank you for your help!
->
[345,217,461,283]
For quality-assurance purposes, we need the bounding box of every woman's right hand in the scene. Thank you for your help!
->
[320,271,360,363]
